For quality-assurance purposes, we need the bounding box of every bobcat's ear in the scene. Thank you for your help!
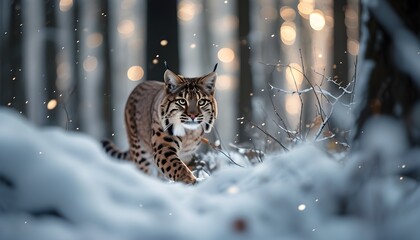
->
[199,72,217,95]
[164,69,184,93]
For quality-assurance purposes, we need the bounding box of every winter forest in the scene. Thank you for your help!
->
[1,0,420,239]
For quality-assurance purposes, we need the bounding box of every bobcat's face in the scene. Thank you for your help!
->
[160,70,217,137]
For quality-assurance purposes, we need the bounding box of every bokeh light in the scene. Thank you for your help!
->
[217,48,235,63]
[309,10,326,31]
[325,15,334,28]
[87,33,103,48]
[117,19,135,38]
[59,0,73,12]
[345,8,359,28]
[178,1,196,21]
[279,7,296,21]
[56,61,71,91]
[280,22,296,45]
[297,0,314,19]
[348,39,359,56]
[160,39,168,46]
[83,56,98,72]
[56,62,70,81]
[216,75,236,91]
[285,95,301,115]
[127,66,144,81]
[47,99,58,110]
[285,63,303,86]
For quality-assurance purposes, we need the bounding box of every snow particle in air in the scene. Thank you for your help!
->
[298,204,306,211]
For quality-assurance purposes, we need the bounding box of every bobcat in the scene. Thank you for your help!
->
[102,64,218,184]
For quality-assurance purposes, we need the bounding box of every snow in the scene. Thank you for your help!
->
[0,107,419,240]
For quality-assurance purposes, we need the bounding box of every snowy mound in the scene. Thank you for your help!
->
[0,108,419,240]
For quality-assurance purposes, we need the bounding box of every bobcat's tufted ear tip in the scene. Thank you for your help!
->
[213,63,218,72]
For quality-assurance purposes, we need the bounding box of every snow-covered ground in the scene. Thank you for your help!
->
[0,108,419,240]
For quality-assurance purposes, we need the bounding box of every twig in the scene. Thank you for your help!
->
[270,84,354,105]
[287,64,304,138]
[316,133,336,142]
[320,67,326,87]
[60,86,76,131]
[313,108,334,141]
[245,118,289,152]
[61,101,71,131]
[298,49,325,123]
[299,48,305,74]
[267,83,292,139]
[261,61,325,122]
[350,57,358,106]
[200,137,244,168]
[206,127,244,168]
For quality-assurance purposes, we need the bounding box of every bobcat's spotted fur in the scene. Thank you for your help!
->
[102,66,218,184]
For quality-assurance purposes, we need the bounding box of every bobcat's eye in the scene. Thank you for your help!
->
[198,99,207,106]
[177,99,186,105]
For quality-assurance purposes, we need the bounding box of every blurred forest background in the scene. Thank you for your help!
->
[0,0,360,150]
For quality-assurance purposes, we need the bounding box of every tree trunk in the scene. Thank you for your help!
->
[333,0,349,95]
[78,0,108,139]
[1,0,26,114]
[146,0,179,80]
[354,0,420,146]
[237,0,253,142]
[22,0,46,125]
[44,1,59,126]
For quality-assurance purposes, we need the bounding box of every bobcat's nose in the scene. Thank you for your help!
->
[188,113,197,120]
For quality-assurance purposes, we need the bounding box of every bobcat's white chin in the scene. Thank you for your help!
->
[173,124,186,137]
[172,122,201,137]
[182,122,201,130]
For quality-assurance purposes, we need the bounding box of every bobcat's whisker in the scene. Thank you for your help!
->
[163,122,174,132]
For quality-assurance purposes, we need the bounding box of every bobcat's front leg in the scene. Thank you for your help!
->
[152,133,197,184]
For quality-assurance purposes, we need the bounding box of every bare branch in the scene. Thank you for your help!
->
[313,110,333,141]
[350,57,358,105]
[209,127,244,168]
[245,118,289,152]
[266,83,292,139]
[287,64,304,138]
[316,133,336,143]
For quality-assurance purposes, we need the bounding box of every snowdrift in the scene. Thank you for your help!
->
[0,108,419,240]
